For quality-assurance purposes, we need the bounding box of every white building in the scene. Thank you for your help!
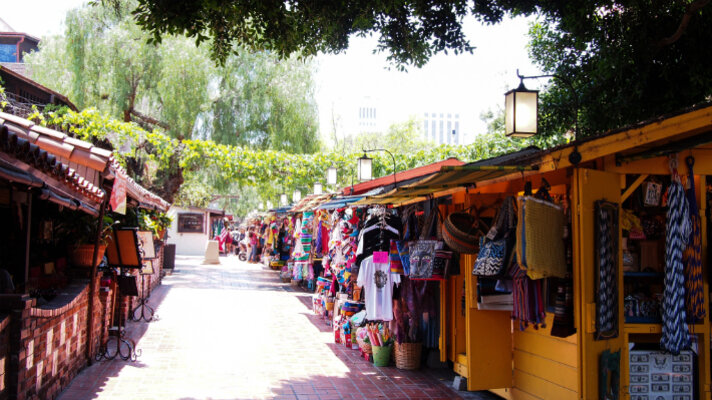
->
[423,112,461,145]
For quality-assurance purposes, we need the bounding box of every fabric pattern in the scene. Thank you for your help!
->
[596,201,618,339]
[683,156,705,320]
[472,236,507,276]
[661,178,691,354]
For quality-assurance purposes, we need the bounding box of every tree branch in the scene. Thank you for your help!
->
[655,0,710,48]
[130,109,171,130]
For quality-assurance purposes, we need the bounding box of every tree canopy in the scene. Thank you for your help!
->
[529,1,712,136]
[26,0,320,152]
[122,0,712,137]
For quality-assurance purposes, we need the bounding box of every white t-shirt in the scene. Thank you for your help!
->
[356,255,401,321]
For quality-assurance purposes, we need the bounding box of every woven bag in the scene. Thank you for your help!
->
[443,212,479,254]
[518,196,566,279]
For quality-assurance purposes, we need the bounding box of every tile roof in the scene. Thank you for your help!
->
[0,111,170,212]
[0,124,105,206]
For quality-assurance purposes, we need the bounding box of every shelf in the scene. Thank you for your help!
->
[624,323,707,334]
[623,271,663,278]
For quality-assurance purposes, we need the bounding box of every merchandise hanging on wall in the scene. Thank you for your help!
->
[660,157,692,354]
[595,200,619,340]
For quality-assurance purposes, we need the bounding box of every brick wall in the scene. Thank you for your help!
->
[0,272,105,400]
[0,316,11,400]
[18,285,90,400]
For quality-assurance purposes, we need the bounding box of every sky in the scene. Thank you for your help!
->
[1,0,544,144]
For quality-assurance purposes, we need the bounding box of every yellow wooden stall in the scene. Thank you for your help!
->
[358,104,712,400]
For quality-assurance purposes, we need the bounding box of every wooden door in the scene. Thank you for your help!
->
[573,168,625,400]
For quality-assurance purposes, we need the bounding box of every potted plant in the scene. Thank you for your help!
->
[139,210,173,242]
[59,213,115,268]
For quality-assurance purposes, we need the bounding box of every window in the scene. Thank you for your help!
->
[431,121,437,142]
[439,120,444,144]
[0,44,16,62]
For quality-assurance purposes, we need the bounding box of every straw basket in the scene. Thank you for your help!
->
[69,244,107,268]
[325,301,335,311]
[357,337,372,354]
[443,212,479,254]
[394,342,422,370]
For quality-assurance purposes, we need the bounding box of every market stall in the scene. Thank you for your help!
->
[356,103,712,399]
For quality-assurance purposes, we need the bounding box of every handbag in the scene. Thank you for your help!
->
[472,236,508,276]
[433,250,459,278]
[408,240,443,279]
[472,196,516,277]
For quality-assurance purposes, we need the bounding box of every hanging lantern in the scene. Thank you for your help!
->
[313,182,323,195]
[292,190,301,202]
[327,166,338,185]
[258,202,264,210]
[280,193,288,206]
[266,200,273,209]
[357,153,372,181]
[504,81,539,138]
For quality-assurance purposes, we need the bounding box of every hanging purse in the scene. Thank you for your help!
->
[472,236,508,276]
[408,240,443,279]
[472,197,516,277]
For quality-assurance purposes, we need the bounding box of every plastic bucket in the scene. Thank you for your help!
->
[372,345,392,367]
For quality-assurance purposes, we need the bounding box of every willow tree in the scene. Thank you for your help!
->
[25,0,319,151]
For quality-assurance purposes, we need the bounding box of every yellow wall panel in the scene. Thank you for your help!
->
[513,350,578,392]
[513,369,578,400]
[513,329,578,368]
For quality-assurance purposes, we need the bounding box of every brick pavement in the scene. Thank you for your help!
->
[58,255,500,400]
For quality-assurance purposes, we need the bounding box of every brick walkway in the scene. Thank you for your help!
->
[58,256,499,400]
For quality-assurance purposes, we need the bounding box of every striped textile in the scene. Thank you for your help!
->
[683,157,705,320]
[661,179,692,354]
[596,202,617,338]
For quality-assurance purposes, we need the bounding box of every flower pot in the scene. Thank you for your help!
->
[69,244,107,268]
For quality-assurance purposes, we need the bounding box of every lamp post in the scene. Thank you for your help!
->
[360,149,397,187]
[326,166,337,186]
[313,182,323,195]
[505,69,579,140]
[357,153,372,182]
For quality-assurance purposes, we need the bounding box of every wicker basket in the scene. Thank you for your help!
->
[69,244,107,268]
[325,301,335,311]
[443,212,479,254]
[394,342,422,370]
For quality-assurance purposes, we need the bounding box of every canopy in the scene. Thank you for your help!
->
[353,165,537,205]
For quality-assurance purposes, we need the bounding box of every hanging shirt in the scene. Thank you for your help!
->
[356,255,401,321]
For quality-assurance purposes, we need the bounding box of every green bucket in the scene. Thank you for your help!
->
[372,345,392,367]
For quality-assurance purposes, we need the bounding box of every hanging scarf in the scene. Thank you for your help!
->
[682,156,705,321]
[661,162,692,354]
[596,201,617,338]
[510,260,546,330]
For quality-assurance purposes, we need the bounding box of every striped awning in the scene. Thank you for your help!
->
[353,165,538,205]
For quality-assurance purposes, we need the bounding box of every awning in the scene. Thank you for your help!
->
[354,165,538,205]
[289,194,334,213]
[316,195,365,210]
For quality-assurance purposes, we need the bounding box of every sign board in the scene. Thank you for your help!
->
[178,213,204,233]
[136,231,156,259]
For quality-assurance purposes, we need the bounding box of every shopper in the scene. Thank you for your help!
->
[249,229,259,263]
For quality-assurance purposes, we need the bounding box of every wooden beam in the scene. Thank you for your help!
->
[620,174,648,202]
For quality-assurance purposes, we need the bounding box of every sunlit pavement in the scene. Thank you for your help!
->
[58,255,498,400]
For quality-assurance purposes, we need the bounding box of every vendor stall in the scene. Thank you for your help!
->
[355,103,712,399]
